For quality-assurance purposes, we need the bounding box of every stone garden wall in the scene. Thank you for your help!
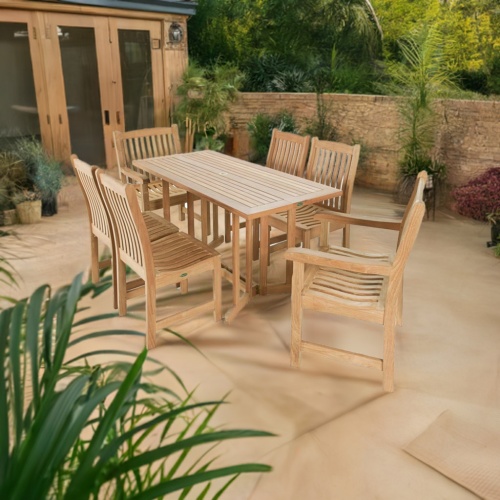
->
[228,93,500,192]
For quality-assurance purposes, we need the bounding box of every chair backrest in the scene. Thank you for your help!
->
[393,171,427,270]
[266,129,310,177]
[305,138,360,212]
[113,125,182,181]
[71,154,112,245]
[96,171,152,281]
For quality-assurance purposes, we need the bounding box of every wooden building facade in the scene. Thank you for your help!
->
[0,0,196,167]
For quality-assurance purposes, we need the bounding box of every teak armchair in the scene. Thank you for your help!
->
[224,129,311,249]
[113,125,187,215]
[285,171,427,392]
[97,171,222,349]
[72,155,179,311]
[267,138,360,255]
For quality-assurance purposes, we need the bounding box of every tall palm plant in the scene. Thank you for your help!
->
[383,24,453,180]
[0,273,272,499]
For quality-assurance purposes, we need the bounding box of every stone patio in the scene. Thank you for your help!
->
[2,178,499,499]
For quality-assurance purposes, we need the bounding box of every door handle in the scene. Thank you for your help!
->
[116,111,121,125]
[104,110,110,125]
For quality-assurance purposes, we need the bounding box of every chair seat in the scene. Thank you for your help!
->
[143,212,178,240]
[303,245,393,321]
[151,232,220,274]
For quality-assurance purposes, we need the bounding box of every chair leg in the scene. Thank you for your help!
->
[213,259,222,321]
[342,225,351,248]
[180,280,188,294]
[117,260,127,316]
[90,235,99,283]
[382,319,396,392]
[303,231,311,249]
[179,204,185,221]
[290,261,304,368]
[225,210,232,243]
[145,281,157,350]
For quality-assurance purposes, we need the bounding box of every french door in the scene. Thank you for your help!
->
[0,9,166,167]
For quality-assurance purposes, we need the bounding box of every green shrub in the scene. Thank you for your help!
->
[247,111,299,163]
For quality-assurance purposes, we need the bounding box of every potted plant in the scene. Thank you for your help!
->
[13,136,63,216]
[0,151,28,225]
[175,62,244,152]
[487,211,500,254]
[382,25,453,204]
[12,188,42,224]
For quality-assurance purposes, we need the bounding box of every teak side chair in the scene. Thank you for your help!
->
[285,171,427,392]
[72,155,180,311]
[97,171,222,350]
[267,138,360,255]
[224,129,311,246]
[71,155,117,308]
[113,125,187,215]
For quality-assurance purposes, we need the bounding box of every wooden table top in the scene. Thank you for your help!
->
[134,150,341,219]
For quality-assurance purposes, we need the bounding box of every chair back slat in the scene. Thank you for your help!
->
[114,125,182,181]
[266,129,310,177]
[305,138,360,212]
[97,172,152,279]
[71,155,112,244]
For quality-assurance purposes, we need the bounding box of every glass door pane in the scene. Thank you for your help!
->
[58,26,106,165]
[118,29,154,131]
[0,22,40,147]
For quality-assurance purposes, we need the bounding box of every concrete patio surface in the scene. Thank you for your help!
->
[2,178,499,499]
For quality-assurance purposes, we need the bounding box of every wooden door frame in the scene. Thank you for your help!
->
[0,10,52,156]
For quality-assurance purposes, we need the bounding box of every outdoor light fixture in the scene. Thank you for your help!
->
[168,22,183,44]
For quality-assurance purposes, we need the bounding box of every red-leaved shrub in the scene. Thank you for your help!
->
[452,168,500,221]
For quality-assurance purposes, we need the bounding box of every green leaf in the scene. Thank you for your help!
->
[128,464,271,500]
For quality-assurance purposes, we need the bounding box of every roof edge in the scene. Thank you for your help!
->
[55,0,197,16]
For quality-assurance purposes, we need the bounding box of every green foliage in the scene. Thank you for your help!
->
[374,0,500,95]
[0,153,28,210]
[247,111,300,163]
[0,273,273,499]
[304,94,337,141]
[381,25,453,177]
[188,0,383,94]
[175,62,244,149]
[3,137,63,204]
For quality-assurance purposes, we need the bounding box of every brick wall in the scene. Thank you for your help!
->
[228,93,500,192]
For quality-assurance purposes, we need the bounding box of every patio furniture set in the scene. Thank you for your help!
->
[73,126,427,392]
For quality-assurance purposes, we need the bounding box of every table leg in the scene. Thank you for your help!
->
[224,214,252,323]
[260,216,269,295]
[162,180,171,221]
[201,199,208,244]
[286,206,296,285]
[246,219,254,295]
[187,192,195,237]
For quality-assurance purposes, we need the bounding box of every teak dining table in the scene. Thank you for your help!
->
[133,150,341,322]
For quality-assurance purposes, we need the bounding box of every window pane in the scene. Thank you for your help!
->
[0,22,40,146]
[118,29,153,131]
[59,26,105,166]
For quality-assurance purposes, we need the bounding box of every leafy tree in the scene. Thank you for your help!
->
[188,0,383,93]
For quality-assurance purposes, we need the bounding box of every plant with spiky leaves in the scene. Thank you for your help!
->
[0,273,272,499]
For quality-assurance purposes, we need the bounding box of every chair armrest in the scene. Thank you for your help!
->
[285,247,392,276]
[121,166,149,184]
[314,210,402,231]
